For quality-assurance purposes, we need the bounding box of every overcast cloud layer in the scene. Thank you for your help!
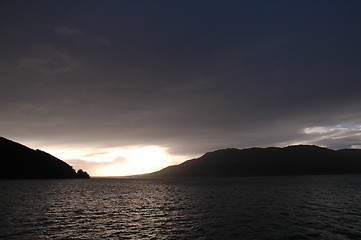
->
[1,1,361,170]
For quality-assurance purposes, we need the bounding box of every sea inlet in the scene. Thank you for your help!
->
[1,175,361,239]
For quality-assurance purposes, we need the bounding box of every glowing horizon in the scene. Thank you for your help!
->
[26,143,190,177]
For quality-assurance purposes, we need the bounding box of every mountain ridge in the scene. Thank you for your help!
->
[145,145,361,178]
[0,137,90,179]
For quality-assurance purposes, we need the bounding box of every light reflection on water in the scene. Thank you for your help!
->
[1,175,361,239]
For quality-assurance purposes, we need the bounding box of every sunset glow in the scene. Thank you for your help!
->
[39,144,187,176]
[91,146,174,176]
[1,1,361,239]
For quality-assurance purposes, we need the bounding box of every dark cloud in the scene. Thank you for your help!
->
[54,26,82,36]
[1,0,361,169]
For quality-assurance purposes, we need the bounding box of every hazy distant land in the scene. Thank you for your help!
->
[2,136,361,179]
[0,137,89,179]
[144,145,361,178]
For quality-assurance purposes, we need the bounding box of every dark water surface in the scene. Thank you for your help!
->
[1,175,361,239]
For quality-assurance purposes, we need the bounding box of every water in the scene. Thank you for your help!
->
[1,175,361,239]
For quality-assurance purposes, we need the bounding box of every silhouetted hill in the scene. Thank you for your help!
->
[0,137,90,179]
[147,145,361,178]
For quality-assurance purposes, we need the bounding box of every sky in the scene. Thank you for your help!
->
[1,0,361,176]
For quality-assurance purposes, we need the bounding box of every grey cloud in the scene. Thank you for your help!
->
[1,1,361,165]
[290,125,361,149]
[66,156,127,176]
[15,46,81,75]
[91,36,111,46]
[54,25,111,46]
[54,26,82,36]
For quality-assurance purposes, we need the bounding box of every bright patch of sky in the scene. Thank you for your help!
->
[303,123,361,136]
[303,123,357,134]
[39,145,188,176]
[282,123,361,149]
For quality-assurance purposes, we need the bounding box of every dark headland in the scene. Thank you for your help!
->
[145,145,361,178]
[0,137,90,179]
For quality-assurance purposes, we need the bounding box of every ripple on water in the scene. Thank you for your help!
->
[1,176,361,239]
